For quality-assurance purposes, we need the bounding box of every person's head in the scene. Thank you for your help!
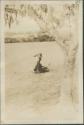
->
[40,53,42,57]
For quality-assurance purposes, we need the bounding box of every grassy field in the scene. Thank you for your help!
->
[4,42,80,124]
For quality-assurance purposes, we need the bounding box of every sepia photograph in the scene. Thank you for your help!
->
[0,0,83,124]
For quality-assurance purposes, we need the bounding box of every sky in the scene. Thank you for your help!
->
[5,16,40,33]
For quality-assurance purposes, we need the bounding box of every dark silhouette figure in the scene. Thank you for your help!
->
[34,53,49,73]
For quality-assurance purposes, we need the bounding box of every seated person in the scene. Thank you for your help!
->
[34,53,49,73]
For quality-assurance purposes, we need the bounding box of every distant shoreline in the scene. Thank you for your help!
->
[5,40,56,43]
[5,36,55,43]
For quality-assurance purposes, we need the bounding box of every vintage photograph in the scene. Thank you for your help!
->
[1,0,83,124]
